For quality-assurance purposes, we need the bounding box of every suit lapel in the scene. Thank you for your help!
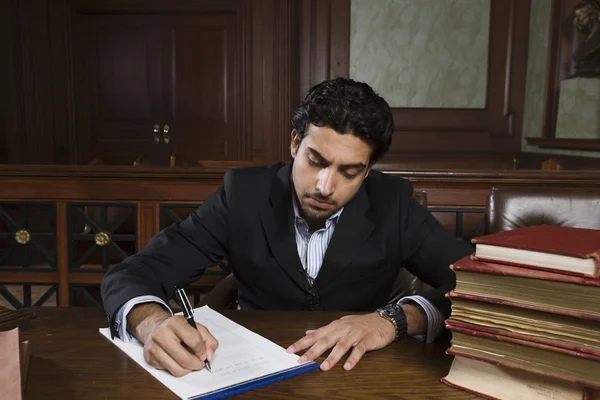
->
[316,185,375,291]
[259,164,306,291]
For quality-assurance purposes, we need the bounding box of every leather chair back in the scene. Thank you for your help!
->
[486,186,600,233]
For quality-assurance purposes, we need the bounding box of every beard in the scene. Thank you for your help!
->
[299,192,339,222]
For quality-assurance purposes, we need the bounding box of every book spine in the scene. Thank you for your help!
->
[447,291,600,323]
[447,324,600,362]
[445,349,600,391]
[446,319,600,359]
[440,377,501,400]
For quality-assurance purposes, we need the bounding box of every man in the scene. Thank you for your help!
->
[101,77,473,377]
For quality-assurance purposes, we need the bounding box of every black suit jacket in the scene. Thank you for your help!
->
[101,163,473,336]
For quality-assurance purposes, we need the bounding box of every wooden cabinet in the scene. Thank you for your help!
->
[1,0,297,166]
[69,1,245,165]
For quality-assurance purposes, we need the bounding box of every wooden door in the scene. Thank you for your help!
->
[70,4,244,166]
[71,13,168,165]
[160,13,242,164]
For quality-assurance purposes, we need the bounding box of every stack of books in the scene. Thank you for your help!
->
[441,225,600,400]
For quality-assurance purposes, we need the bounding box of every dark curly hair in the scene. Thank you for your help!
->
[291,77,394,164]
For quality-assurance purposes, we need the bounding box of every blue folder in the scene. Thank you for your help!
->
[190,362,320,400]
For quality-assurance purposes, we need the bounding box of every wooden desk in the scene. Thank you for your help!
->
[16,308,474,399]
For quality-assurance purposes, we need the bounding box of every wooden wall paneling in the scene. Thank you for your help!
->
[47,0,74,164]
[540,0,579,140]
[56,201,69,306]
[303,0,532,161]
[138,201,158,250]
[298,0,312,103]
[0,1,15,163]
[240,0,251,162]
[249,0,300,163]
[516,151,600,170]
[13,0,58,164]
[299,0,350,98]
[249,0,274,161]
[272,0,300,163]
[329,0,350,79]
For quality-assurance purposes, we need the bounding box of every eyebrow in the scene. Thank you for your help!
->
[307,147,367,172]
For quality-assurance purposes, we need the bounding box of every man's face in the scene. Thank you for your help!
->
[290,124,372,223]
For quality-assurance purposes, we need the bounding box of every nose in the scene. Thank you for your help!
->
[316,168,334,197]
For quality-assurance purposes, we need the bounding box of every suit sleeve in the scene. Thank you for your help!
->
[399,180,474,319]
[100,169,234,335]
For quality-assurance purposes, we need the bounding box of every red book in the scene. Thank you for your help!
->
[471,225,600,278]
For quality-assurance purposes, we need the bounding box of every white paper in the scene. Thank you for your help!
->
[99,306,316,399]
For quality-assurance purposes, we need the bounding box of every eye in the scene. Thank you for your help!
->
[308,157,325,167]
[342,171,359,179]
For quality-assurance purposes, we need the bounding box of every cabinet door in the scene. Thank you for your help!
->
[161,12,242,163]
[71,13,166,165]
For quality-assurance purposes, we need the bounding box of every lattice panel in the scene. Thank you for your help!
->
[0,202,57,270]
[69,284,103,308]
[159,204,201,229]
[68,203,137,271]
[0,284,57,309]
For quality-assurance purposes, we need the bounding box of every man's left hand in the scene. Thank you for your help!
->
[286,312,396,371]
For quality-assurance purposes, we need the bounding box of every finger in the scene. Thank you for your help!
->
[340,341,368,371]
[163,336,205,371]
[297,332,343,364]
[319,332,363,371]
[196,323,219,362]
[150,325,204,371]
[146,343,192,377]
[327,338,368,371]
[287,324,332,354]
[305,329,316,335]
[171,317,208,360]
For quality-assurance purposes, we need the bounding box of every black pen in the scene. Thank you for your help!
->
[174,287,212,372]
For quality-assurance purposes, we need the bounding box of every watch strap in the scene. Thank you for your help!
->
[377,304,407,341]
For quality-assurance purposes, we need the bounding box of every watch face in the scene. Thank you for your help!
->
[382,304,402,317]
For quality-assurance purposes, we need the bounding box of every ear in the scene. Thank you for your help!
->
[364,164,373,178]
[290,130,300,158]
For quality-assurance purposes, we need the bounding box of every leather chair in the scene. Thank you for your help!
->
[198,191,429,309]
[485,186,600,233]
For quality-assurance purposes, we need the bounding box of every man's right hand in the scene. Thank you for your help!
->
[127,303,219,377]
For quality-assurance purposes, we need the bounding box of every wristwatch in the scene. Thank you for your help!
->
[376,303,407,342]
